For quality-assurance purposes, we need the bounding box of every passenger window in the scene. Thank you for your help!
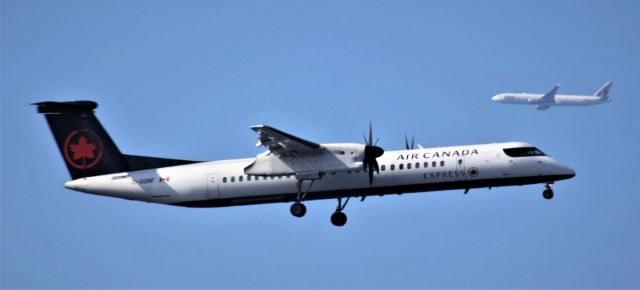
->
[399,164,404,170]
[424,162,428,168]
[231,176,235,182]
[247,176,251,181]
[239,176,243,182]
[391,164,395,170]
[415,162,420,169]
[381,165,386,171]
[432,161,436,167]
[458,159,463,165]
[407,163,412,169]
[223,177,227,183]
[440,161,445,167]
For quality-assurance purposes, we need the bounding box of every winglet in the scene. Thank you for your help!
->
[540,84,559,103]
[594,81,613,99]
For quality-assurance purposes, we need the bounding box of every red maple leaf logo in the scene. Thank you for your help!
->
[69,136,96,160]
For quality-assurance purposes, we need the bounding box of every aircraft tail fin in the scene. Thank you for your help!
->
[33,101,130,180]
[34,101,202,180]
[594,81,613,100]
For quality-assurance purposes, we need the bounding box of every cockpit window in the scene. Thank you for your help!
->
[503,147,546,157]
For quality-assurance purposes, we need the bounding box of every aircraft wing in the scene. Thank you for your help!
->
[251,125,321,156]
[540,84,559,103]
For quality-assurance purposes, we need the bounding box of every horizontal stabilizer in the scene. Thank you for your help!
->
[123,155,201,171]
[33,101,98,113]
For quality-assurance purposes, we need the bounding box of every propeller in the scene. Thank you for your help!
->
[405,134,415,150]
[362,122,384,185]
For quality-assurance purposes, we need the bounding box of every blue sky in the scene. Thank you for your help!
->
[2,0,639,288]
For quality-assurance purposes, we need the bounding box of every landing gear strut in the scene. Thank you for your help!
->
[330,197,350,226]
[290,179,315,218]
[543,183,554,200]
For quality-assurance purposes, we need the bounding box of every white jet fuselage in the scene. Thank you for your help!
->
[492,93,609,106]
[491,81,613,110]
[65,142,575,207]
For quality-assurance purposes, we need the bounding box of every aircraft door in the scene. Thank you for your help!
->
[207,174,219,199]
[456,156,467,180]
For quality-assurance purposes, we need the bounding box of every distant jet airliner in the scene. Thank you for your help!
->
[492,81,612,110]
[34,101,575,226]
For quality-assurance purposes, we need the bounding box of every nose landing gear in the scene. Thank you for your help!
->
[542,183,554,200]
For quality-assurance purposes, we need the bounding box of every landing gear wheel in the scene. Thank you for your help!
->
[543,189,554,200]
[330,211,347,226]
[290,202,307,217]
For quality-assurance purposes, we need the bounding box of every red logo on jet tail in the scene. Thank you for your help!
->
[63,129,104,169]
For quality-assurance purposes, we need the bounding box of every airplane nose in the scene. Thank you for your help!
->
[549,159,576,180]
[491,95,501,101]
[563,166,576,178]
[556,164,576,179]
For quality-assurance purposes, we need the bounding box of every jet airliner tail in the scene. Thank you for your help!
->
[594,81,613,100]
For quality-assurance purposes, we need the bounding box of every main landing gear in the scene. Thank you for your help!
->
[330,197,350,227]
[543,183,554,200]
[288,178,352,226]
[290,179,315,218]
[290,202,306,217]
[291,196,352,227]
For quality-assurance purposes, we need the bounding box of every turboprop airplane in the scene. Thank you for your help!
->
[34,100,575,226]
[491,81,613,110]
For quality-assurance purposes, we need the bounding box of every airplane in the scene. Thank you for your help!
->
[34,100,576,226]
[491,81,613,110]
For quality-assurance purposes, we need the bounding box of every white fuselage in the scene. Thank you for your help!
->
[492,93,609,107]
[64,142,575,207]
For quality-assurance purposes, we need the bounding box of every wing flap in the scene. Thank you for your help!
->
[251,125,321,156]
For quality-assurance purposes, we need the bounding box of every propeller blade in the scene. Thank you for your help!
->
[362,122,384,185]
[405,134,416,149]
[368,122,373,146]
[405,134,410,150]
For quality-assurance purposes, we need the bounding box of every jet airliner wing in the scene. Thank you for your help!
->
[251,125,321,156]
[540,84,559,104]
